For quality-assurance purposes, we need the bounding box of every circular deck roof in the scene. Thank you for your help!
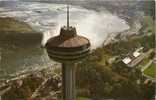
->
[45,26,90,62]
[46,35,90,48]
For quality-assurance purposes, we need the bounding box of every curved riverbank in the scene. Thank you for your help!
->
[0,17,51,79]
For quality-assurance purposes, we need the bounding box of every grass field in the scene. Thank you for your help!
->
[143,63,155,78]
[78,97,91,100]
[137,58,150,69]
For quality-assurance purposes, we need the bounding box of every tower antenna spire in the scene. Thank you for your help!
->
[67,4,69,29]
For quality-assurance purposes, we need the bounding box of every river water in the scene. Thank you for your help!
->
[0,1,129,79]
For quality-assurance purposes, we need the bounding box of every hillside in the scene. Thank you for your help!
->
[0,17,42,45]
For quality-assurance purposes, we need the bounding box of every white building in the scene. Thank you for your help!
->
[133,51,141,57]
[122,57,132,64]
[133,47,143,57]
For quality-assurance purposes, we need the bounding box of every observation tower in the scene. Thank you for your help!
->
[45,5,90,100]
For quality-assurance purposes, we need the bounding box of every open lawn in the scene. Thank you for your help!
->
[143,63,155,78]
[137,57,150,69]
[78,97,91,100]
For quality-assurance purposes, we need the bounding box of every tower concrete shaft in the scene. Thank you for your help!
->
[62,63,76,100]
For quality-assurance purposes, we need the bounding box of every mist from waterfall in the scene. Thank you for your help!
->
[42,5,129,49]
[0,1,130,77]
[0,1,129,49]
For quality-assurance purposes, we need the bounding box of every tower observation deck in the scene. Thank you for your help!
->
[45,5,90,100]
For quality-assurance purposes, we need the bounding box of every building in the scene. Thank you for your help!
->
[121,47,144,68]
